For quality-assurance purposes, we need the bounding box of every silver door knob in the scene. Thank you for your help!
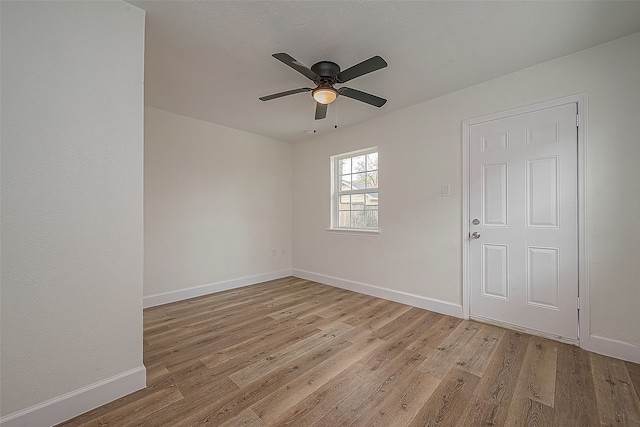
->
[471,232,481,239]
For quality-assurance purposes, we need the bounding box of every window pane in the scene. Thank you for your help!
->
[366,193,378,206]
[351,193,365,206]
[340,176,352,190]
[352,173,366,188]
[351,210,365,228]
[340,195,350,209]
[339,211,350,227]
[367,152,378,171]
[366,171,378,188]
[365,210,378,228]
[352,155,366,173]
[339,158,351,175]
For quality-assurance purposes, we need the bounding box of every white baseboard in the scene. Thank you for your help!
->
[292,269,463,318]
[143,269,293,308]
[585,335,640,364]
[0,366,146,427]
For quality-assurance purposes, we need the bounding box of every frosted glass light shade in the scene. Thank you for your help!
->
[312,87,337,104]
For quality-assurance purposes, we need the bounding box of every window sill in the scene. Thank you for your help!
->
[326,228,380,236]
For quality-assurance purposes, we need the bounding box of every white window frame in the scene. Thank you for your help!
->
[329,147,379,234]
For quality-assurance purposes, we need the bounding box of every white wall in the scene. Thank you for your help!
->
[0,1,145,423]
[144,107,292,306]
[293,33,640,352]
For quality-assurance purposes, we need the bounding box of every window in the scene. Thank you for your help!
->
[331,148,378,230]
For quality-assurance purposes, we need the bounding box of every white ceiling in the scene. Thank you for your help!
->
[128,1,640,143]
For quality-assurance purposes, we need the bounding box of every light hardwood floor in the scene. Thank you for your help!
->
[58,277,640,426]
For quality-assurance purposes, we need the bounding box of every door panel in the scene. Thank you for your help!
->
[526,157,559,227]
[469,103,578,341]
[483,244,509,299]
[483,162,508,226]
[527,246,559,308]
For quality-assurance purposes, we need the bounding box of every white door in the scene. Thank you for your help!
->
[469,103,578,341]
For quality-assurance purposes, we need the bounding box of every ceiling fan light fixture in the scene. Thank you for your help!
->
[312,87,338,104]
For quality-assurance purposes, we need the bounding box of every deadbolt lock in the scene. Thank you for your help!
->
[472,219,480,225]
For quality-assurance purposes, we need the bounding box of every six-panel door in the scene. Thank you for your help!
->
[469,103,579,341]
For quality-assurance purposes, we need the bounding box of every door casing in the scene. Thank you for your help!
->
[462,93,589,346]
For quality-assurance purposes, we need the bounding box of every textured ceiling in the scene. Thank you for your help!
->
[128,1,640,143]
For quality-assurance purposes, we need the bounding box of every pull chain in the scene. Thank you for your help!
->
[311,103,317,134]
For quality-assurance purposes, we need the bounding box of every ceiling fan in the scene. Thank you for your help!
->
[259,53,388,120]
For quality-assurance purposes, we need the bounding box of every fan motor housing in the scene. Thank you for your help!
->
[311,61,340,78]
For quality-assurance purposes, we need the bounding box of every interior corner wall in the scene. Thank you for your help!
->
[292,33,640,351]
[143,107,293,306]
[0,1,145,423]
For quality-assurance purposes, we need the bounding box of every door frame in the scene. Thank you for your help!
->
[462,93,589,346]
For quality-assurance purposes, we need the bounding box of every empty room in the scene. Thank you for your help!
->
[2,1,640,426]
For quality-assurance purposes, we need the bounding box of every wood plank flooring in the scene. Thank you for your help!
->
[58,277,640,426]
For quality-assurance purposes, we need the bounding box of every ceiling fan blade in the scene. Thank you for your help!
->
[315,103,328,120]
[336,56,388,83]
[259,87,312,101]
[272,53,319,81]
[338,87,387,107]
